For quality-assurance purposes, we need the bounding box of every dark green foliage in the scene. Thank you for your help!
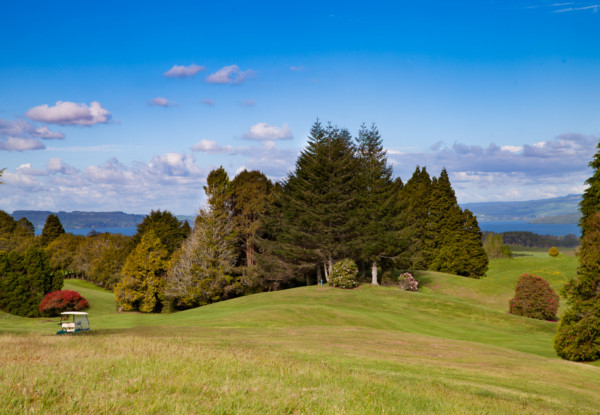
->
[579,140,600,234]
[204,166,232,218]
[427,170,488,278]
[399,166,432,269]
[132,210,189,257]
[278,121,359,278]
[0,246,60,317]
[40,214,65,246]
[555,211,600,360]
[498,231,579,249]
[329,259,359,289]
[15,217,35,237]
[0,210,16,236]
[509,274,559,321]
[354,123,403,285]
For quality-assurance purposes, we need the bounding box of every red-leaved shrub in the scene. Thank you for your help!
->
[509,274,559,321]
[39,290,89,317]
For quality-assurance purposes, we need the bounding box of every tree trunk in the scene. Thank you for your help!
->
[371,259,379,286]
[323,263,329,282]
[317,265,322,285]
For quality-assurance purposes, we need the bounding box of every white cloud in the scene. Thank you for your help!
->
[0,137,45,151]
[163,64,205,78]
[242,122,293,141]
[26,101,112,126]
[206,65,254,85]
[149,97,176,107]
[553,4,599,12]
[201,99,216,107]
[34,125,65,139]
[191,139,235,154]
[0,118,64,151]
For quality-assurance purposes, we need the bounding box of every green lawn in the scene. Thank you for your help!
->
[1,254,599,414]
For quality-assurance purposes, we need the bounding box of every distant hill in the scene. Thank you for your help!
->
[11,210,146,230]
[462,194,581,222]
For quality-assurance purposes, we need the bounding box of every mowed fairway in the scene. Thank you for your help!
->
[2,253,600,414]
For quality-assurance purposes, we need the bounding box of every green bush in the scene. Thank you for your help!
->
[329,259,359,289]
[554,302,600,361]
[509,274,559,321]
[548,247,559,257]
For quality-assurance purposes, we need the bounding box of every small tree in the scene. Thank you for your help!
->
[329,259,359,289]
[39,290,89,317]
[40,214,65,246]
[509,274,559,321]
[114,231,168,313]
[549,247,559,257]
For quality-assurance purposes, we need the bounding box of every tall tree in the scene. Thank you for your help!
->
[399,166,433,269]
[579,140,600,235]
[279,121,359,281]
[204,166,232,218]
[114,231,169,313]
[165,208,240,309]
[40,214,65,246]
[231,170,273,267]
[555,140,600,361]
[354,123,401,285]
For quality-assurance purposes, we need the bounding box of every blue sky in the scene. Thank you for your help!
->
[0,0,598,214]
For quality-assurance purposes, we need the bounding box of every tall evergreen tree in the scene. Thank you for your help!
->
[354,123,401,285]
[579,140,600,235]
[399,166,433,269]
[555,140,600,361]
[279,121,359,281]
[40,214,65,246]
[204,166,232,219]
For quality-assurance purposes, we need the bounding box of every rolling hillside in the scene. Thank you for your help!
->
[1,253,599,414]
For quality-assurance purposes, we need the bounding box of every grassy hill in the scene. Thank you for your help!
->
[1,253,599,414]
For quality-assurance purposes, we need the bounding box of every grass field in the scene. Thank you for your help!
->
[2,253,599,414]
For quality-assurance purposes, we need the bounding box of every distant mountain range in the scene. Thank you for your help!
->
[462,194,581,223]
[11,195,582,230]
[11,210,147,230]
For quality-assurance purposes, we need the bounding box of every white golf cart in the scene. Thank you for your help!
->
[57,311,90,334]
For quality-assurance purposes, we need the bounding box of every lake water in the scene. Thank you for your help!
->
[478,221,580,237]
[39,222,579,238]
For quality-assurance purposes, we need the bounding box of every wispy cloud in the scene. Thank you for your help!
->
[553,4,599,12]
[206,65,254,85]
[239,99,256,107]
[163,64,205,78]
[26,101,111,126]
[201,99,216,107]
[0,118,65,151]
[149,97,176,107]
[242,122,293,141]
[289,66,304,72]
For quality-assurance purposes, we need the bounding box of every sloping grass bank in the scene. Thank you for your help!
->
[1,254,599,414]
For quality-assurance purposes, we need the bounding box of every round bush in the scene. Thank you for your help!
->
[329,259,359,289]
[548,247,559,257]
[509,274,559,321]
[554,303,600,361]
[398,272,418,292]
[39,290,89,317]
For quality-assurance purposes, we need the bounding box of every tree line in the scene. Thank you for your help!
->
[0,120,488,317]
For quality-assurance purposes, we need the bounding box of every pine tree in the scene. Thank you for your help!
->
[579,140,600,235]
[354,123,401,285]
[204,166,232,219]
[40,214,65,246]
[399,166,433,269]
[115,231,169,313]
[278,121,359,281]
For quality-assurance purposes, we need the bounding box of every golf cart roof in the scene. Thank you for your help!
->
[60,311,89,315]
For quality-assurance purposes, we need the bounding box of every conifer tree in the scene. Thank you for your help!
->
[555,140,600,360]
[40,214,65,246]
[132,210,189,257]
[279,121,359,281]
[204,166,232,219]
[399,166,433,269]
[354,123,400,285]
